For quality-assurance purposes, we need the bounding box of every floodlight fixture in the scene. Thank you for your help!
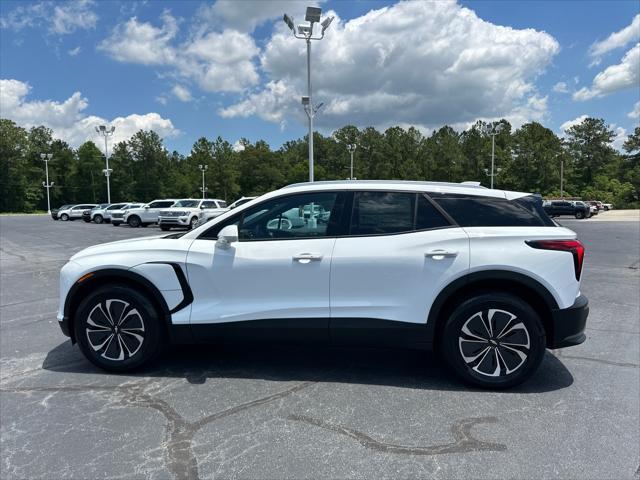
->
[301,96,310,105]
[321,16,334,34]
[298,25,311,35]
[283,14,295,31]
[305,6,322,23]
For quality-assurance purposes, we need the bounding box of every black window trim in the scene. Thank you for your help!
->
[198,189,459,241]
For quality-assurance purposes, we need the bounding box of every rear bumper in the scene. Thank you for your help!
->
[548,294,588,348]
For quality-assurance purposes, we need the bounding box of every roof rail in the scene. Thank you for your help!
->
[282,180,488,189]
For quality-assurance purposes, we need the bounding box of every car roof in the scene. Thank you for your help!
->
[279,180,527,199]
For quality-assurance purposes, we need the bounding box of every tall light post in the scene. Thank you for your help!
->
[95,125,115,202]
[484,167,502,185]
[559,154,565,199]
[346,143,357,180]
[40,153,54,214]
[198,164,208,199]
[483,123,504,189]
[283,7,334,182]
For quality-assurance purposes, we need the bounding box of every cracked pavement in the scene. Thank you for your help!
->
[1,215,638,479]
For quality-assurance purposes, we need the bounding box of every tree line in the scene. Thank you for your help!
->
[1,117,638,212]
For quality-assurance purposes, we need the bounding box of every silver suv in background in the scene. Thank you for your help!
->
[124,200,178,228]
[58,204,97,221]
[110,203,144,226]
[91,203,128,223]
[158,199,228,231]
[197,196,255,226]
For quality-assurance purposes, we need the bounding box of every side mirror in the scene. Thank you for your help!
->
[200,205,205,209]
[145,205,150,209]
[216,225,239,249]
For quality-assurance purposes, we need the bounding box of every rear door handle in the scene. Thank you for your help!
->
[425,249,458,259]
[293,253,324,263]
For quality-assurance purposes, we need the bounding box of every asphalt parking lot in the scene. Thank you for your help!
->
[1,214,639,480]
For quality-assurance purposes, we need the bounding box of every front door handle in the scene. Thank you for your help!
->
[293,253,324,263]
[425,249,458,260]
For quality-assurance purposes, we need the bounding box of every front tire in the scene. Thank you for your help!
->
[94,214,104,224]
[74,285,164,372]
[189,217,199,229]
[60,213,69,221]
[441,293,545,389]
[128,215,141,228]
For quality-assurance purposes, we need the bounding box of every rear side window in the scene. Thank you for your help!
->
[350,192,450,235]
[201,201,217,209]
[430,193,553,227]
[149,201,174,208]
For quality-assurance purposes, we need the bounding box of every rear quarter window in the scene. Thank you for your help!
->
[430,193,554,227]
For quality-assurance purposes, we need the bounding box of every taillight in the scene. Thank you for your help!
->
[525,239,585,280]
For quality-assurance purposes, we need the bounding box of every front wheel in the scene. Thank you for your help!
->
[94,214,104,224]
[128,215,141,228]
[189,217,199,229]
[60,213,69,221]
[74,285,164,372]
[441,293,546,389]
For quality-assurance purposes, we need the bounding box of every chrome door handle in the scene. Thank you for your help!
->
[293,253,323,262]
[425,249,458,259]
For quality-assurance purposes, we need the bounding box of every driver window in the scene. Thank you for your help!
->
[238,192,342,241]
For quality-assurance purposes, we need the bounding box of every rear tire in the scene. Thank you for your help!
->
[74,285,164,372]
[441,293,546,389]
[128,215,141,228]
[575,211,585,219]
[94,214,104,224]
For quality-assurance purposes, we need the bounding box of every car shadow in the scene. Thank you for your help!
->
[42,341,573,394]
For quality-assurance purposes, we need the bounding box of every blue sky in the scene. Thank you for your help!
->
[1,0,638,153]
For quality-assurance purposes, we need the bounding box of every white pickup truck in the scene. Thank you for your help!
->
[158,199,228,230]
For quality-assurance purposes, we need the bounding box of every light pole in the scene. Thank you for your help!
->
[198,164,208,199]
[559,155,564,199]
[40,153,54,214]
[484,167,502,185]
[283,7,333,182]
[95,125,115,202]
[346,144,357,180]
[483,123,504,189]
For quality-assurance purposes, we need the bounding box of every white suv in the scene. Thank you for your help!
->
[123,199,178,228]
[158,199,228,231]
[56,181,588,388]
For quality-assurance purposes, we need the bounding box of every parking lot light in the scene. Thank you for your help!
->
[482,123,504,189]
[199,164,208,199]
[346,144,357,180]
[40,153,54,214]
[95,125,116,203]
[282,5,334,182]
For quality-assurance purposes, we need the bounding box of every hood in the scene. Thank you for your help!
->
[70,234,168,262]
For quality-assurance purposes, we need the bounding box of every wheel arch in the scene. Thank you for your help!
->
[427,270,559,350]
[63,267,189,344]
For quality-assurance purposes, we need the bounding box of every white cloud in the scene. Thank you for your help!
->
[232,140,246,152]
[552,81,569,93]
[98,12,259,93]
[68,46,82,57]
[574,44,640,100]
[629,101,640,120]
[171,85,192,102]
[611,125,627,151]
[0,79,179,148]
[589,14,640,65]
[0,0,97,35]
[560,114,589,134]
[196,0,325,33]
[221,1,559,132]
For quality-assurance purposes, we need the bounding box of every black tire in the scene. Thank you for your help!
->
[128,215,141,228]
[94,214,104,224]
[60,213,69,221]
[189,216,199,229]
[441,293,546,389]
[575,211,585,219]
[160,225,171,231]
[112,222,121,226]
[83,218,91,223]
[74,285,164,372]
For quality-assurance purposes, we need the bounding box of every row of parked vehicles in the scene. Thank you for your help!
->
[50,197,256,230]
[542,199,613,219]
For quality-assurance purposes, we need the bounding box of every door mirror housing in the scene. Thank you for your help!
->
[217,225,239,249]
[145,205,150,209]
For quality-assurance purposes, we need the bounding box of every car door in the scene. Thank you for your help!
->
[186,191,347,343]
[330,191,470,347]
[143,200,174,222]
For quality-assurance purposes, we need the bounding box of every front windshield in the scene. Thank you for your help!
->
[173,200,200,208]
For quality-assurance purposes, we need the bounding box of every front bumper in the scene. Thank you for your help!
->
[548,294,588,348]
[159,217,190,226]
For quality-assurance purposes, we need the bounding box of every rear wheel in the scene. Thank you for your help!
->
[575,211,585,219]
[74,285,164,372]
[94,214,104,224]
[128,215,141,228]
[441,293,545,389]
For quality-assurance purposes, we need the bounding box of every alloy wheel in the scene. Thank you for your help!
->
[458,309,530,377]
[85,299,145,361]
